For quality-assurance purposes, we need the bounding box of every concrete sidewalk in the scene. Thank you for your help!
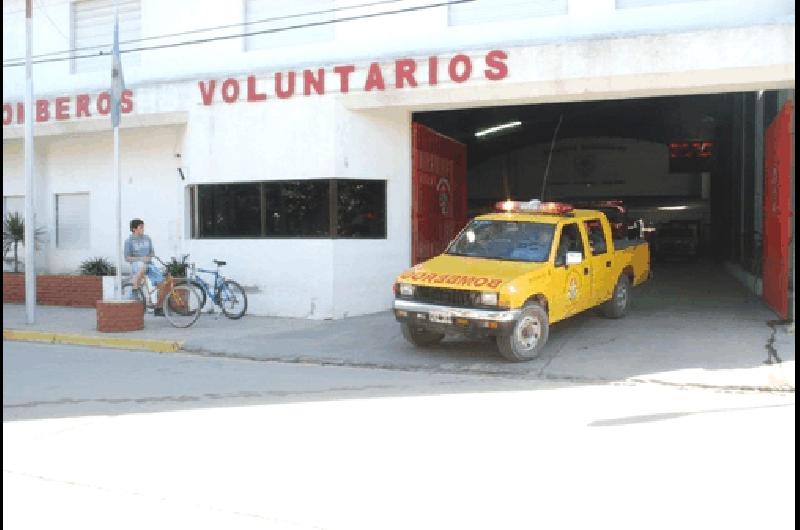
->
[3,265,795,392]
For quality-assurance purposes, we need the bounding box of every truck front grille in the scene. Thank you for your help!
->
[413,286,479,308]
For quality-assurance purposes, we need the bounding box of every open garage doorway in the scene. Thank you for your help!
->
[412,91,795,322]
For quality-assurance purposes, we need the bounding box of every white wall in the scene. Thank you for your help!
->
[3,127,184,275]
[331,105,412,318]
[181,96,339,319]
[2,0,793,99]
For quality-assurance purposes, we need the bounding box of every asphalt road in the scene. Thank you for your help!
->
[3,341,796,530]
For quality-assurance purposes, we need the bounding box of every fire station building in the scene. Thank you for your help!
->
[2,0,795,320]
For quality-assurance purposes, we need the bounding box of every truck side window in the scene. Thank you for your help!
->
[555,223,584,265]
[584,219,609,256]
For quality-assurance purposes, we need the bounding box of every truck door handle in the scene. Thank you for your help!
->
[606,261,611,268]
[584,267,590,276]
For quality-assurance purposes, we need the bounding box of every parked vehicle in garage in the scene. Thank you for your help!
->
[392,200,651,361]
[652,221,700,261]
[571,200,630,239]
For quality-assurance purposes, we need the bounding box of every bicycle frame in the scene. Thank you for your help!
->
[188,265,226,305]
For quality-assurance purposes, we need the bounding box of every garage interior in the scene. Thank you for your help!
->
[412,90,795,322]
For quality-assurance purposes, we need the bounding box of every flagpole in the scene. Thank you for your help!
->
[114,122,122,299]
[111,4,124,300]
[24,0,36,323]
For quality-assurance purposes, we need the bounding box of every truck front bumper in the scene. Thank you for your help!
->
[393,300,521,334]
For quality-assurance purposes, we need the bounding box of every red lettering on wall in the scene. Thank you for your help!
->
[246,76,266,102]
[221,79,240,103]
[395,59,417,89]
[333,65,355,93]
[198,80,216,105]
[448,54,472,83]
[484,50,508,81]
[275,72,295,99]
[428,56,438,85]
[96,92,111,115]
[121,90,134,113]
[364,63,385,91]
[16,103,24,124]
[54,97,70,120]
[2,104,11,126]
[303,69,325,96]
[36,100,50,122]
[75,94,91,117]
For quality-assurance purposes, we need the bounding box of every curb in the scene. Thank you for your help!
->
[3,329,183,353]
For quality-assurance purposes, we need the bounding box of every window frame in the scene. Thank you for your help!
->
[583,218,610,256]
[190,179,387,240]
[55,192,91,250]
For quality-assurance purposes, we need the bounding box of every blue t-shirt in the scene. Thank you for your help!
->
[124,234,154,260]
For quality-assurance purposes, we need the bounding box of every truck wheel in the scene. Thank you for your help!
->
[496,302,549,362]
[401,322,445,346]
[601,274,631,319]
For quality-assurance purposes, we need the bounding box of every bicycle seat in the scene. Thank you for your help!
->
[213,260,227,266]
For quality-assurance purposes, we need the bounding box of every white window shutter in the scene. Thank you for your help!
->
[72,0,141,73]
[57,194,91,249]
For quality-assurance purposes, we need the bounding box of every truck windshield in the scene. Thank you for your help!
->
[446,220,556,262]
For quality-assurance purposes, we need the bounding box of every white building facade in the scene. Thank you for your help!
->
[2,0,795,318]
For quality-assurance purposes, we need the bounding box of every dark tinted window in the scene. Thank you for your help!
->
[555,223,585,263]
[264,181,330,237]
[197,183,261,237]
[191,180,387,239]
[584,219,609,255]
[337,180,386,238]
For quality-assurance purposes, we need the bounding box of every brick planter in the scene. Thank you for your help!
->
[96,300,144,333]
[3,273,103,307]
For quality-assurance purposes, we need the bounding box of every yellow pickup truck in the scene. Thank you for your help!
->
[393,200,650,361]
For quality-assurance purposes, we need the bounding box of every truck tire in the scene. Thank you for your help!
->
[496,302,549,362]
[601,274,631,319]
[401,322,445,346]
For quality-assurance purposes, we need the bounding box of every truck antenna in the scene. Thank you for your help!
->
[540,113,564,201]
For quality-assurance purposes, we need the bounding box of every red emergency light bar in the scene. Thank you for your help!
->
[495,199,574,214]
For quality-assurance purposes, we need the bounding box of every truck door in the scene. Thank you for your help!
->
[551,223,592,319]
[583,218,614,306]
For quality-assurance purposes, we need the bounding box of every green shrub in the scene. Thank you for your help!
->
[3,212,46,273]
[165,255,189,277]
[80,257,117,276]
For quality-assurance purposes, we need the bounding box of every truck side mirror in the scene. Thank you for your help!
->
[566,251,583,265]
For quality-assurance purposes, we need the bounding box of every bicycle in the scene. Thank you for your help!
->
[121,257,203,328]
[179,258,248,319]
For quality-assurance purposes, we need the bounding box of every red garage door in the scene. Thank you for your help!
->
[762,101,794,319]
[412,123,467,265]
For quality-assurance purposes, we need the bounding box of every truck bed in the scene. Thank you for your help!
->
[613,237,647,251]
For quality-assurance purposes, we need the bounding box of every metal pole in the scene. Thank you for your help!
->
[114,125,122,299]
[24,0,36,324]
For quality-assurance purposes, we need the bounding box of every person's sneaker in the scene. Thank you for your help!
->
[153,308,165,317]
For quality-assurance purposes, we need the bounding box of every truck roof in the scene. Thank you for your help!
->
[475,209,608,224]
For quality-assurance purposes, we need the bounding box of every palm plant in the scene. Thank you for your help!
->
[2,212,46,273]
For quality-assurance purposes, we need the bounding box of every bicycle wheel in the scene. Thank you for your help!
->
[176,279,207,309]
[163,284,202,328]
[121,282,146,313]
[219,280,248,319]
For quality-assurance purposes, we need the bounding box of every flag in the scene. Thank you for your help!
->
[110,10,125,128]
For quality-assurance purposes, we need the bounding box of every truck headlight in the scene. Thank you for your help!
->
[479,292,498,306]
[399,283,415,297]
